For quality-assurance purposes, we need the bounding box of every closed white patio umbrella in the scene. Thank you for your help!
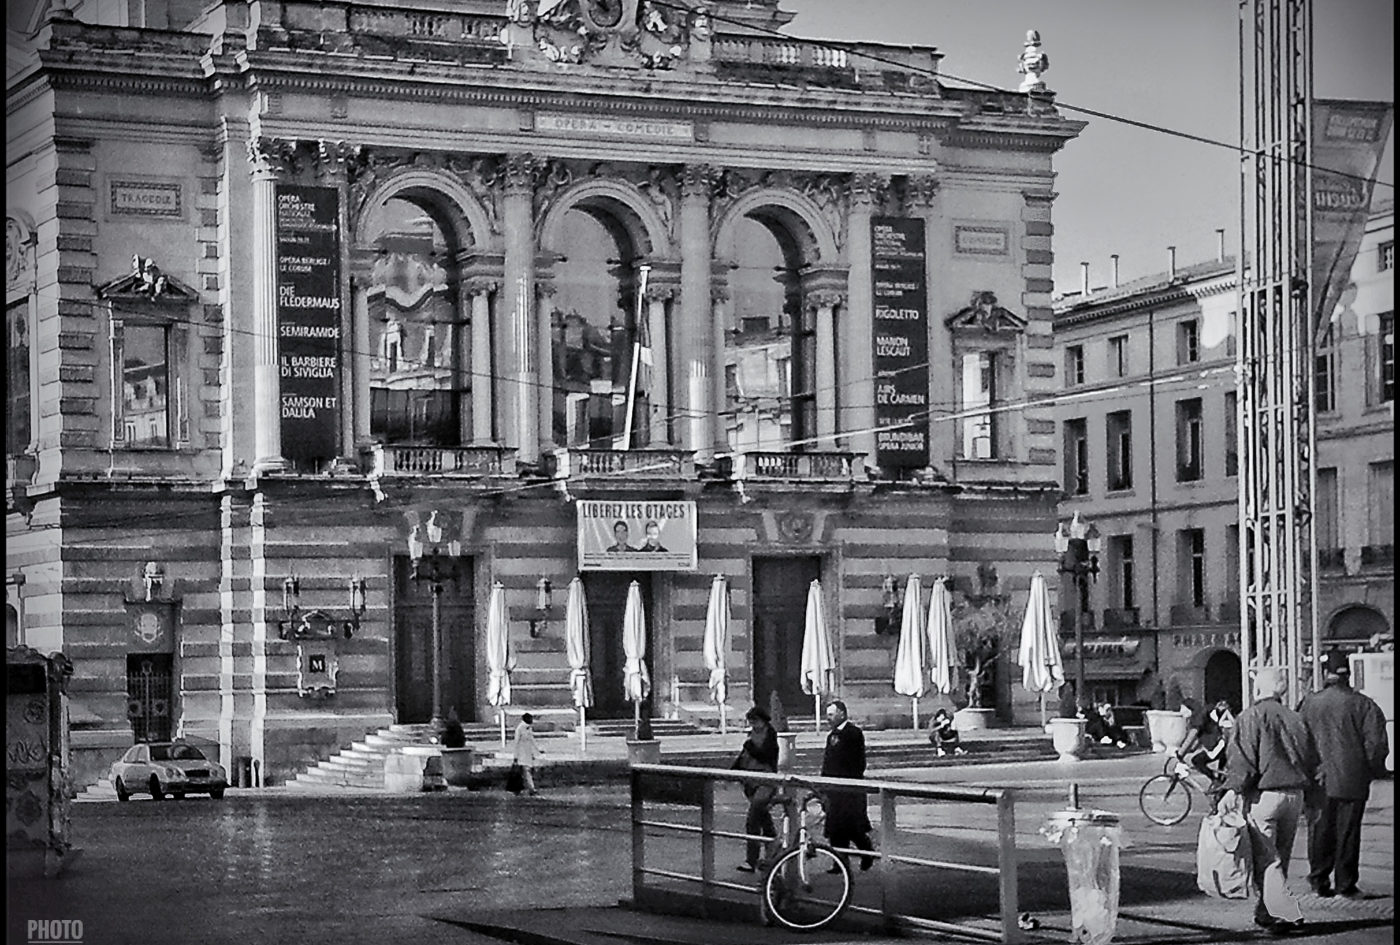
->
[800,579,836,731]
[892,574,926,730]
[1016,571,1065,725]
[485,581,515,748]
[564,576,593,752]
[926,576,957,698]
[622,580,651,736]
[702,574,731,735]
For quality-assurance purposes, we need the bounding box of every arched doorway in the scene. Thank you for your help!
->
[1204,649,1242,713]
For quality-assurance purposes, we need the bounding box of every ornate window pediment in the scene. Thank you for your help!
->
[96,256,198,303]
[945,291,1026,334]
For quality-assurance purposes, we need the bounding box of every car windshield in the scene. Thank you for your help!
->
[149,745,207,762]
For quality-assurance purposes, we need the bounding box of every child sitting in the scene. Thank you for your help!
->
[927,708,966,756]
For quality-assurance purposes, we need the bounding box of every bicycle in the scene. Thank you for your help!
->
[1138,754,1225,826]
[758,790,853,931]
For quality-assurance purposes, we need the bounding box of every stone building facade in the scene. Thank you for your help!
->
[1052,204,1394,712]
[7,0,1083,784]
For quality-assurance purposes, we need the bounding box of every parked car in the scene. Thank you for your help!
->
[111,742,228,801]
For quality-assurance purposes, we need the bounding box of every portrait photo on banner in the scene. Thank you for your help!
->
[576,499,698,571]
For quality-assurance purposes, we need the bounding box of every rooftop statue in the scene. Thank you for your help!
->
[1017,29,1050,93]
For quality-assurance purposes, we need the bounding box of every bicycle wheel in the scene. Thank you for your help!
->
[763,843,852,931]
[1139,774,1193,826]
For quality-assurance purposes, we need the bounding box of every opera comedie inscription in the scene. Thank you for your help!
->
[871,217,929,469]
[276,185,341,462]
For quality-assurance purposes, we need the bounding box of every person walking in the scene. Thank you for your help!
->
[731,705,780,873]
[1220,666,1321,935]
[1298,650,1390,899]
[511,712,542,796]
[820,700,874,872]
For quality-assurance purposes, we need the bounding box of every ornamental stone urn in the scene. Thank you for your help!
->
[1046,717,1087,762]
[1145,709,1190,754]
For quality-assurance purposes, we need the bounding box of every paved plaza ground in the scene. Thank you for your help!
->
[6,731,1393,945]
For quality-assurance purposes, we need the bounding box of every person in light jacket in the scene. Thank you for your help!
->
[512,712,542,796]
[1221,666,1320,935]
[1297,651,1390,899]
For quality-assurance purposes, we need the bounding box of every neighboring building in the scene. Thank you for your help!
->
[1052,204,1394,711]
[6,0,1083,784]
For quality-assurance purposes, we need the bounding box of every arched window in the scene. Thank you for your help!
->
[720,214,807,452]
[550,206,648,448]
[1326,605,1389,642]
[365,198,465,446]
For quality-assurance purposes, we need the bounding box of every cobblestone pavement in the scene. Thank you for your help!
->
[7,753,1393,945]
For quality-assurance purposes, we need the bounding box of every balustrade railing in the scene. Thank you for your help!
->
[363,444,515,478]
[732,450,859,482]
[552,448,693,480]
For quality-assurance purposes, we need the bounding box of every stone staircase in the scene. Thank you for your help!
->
[585,718,709,738]
[284,723,443,792]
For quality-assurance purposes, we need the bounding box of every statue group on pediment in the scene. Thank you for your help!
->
[503,0,700,69]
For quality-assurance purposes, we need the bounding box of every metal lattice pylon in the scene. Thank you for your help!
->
[1236,0,1318,706]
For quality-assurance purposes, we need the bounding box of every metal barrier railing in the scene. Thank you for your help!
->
[630,764,1023,943]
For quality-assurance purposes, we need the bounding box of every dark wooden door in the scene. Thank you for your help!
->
[394,556,476,723]
[584,572,653,718]
[752,557,822,723]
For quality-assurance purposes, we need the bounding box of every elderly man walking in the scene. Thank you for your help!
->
[1298,651,1390,899]
[1221,666,1320,936]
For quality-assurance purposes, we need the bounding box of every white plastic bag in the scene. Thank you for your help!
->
[1195,803,1255,899]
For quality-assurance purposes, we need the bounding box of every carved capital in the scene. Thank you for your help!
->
[464,277,500,296]
[246,136,301,178]
[710,285,731,305]
[681,163,720,199]
[907,174,940,208]
[643,283,677,302]
[806,289,847,310]
[536,280,558,298]
[315,140,361,182]
[504,153,543,195]
[848,173,888,207]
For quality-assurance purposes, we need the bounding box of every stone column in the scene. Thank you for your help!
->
[350,274,372,446]
[247,138,291,474]
[645,286,672,445]
[466,279,496,444]
[536,280,557,451]
[843,174,886,468]
[809,289,844,446]
[680,165,718,458]
[710,287,731,451]
[502,154,539,464]
[316,141,357,463]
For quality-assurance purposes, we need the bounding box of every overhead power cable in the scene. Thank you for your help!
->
[650,0,1393,192]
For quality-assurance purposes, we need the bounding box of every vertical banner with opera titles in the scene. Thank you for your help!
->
[871,216,930,469]
[276,185,342,462]
[1311,99,1393,340]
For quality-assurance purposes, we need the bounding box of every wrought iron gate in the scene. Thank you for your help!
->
[126,654,173,743]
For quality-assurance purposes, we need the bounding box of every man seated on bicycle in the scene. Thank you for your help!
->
[1175,698,1233,783]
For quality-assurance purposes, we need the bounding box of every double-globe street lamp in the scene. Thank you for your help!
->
[407,514,461,738]
[1055,511,1102,713]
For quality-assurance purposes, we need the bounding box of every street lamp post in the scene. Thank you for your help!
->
[1055,511,1102,714]
[407,515,460,737]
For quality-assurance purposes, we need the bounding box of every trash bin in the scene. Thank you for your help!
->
[1041,807,1123,945]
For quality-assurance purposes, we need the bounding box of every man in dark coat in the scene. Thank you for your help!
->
[1298,650,1390,899]
[820,700,874,871]
[1222,666,1320,934]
